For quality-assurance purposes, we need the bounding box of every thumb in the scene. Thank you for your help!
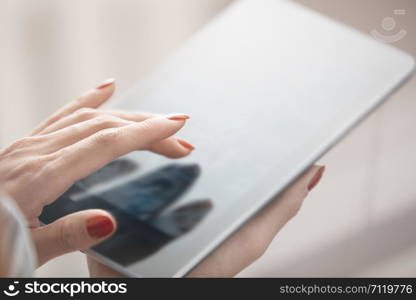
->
[32,209,116,266]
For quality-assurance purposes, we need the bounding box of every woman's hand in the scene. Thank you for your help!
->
[0,79,194,267]
[87,165,325,277]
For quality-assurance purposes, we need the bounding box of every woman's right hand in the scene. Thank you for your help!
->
[0,79,195,266]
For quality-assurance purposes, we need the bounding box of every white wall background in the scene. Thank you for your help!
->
[0,0,415,277]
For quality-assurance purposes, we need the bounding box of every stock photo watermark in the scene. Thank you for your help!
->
[370,9,407,43]
[2,281,127,297]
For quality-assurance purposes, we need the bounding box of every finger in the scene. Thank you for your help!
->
[242,165,325,242]
[32,209,116,266]
[38,109,153,135]
[148,137,195,158]
[31,79,115,135]
[38,109,193,158]
[37,115,135,154]
[49,115,189,187]
[37,115,194,158]
[103,112,195,158]
[188,165,325,277]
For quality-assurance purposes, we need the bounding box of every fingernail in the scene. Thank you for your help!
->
[87,215,114,239]
[307,166,325,191]
[177,138,195,151]
[167,114,190,121]
[96,78,115,90]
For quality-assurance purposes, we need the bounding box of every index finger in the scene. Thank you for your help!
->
[48,115,189,189]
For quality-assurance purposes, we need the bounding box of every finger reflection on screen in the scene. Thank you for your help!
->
[41,159,213,265]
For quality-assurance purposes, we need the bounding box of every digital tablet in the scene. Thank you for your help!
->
[40,0,415,277]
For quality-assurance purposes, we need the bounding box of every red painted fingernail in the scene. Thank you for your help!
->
[177,138,195,151]
[87,215,114,239]
[167,114,190,121]
[307,166,325,191]
[96,78,115,90]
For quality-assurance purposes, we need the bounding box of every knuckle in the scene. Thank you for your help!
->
[281,187,308,217]
[94,128,121,145]
[75,94,86,104]
[94,115,124,128]
[74,107,96,120]
[246,238,268,262]
[139,119,154,131]
[286,184,308,199]
[138,118,159,134]
[287,203,301,218]
[286,197,304,218]
[59,218,77,251]
[239,229,268,262]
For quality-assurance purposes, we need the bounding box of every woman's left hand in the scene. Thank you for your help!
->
[87,165,325,277]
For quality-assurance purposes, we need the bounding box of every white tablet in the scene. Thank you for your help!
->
[40,0,414,277]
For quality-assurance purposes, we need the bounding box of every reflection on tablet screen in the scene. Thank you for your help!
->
[40,159,212,266]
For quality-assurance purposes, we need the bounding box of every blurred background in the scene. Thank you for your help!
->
[1,0,415,277]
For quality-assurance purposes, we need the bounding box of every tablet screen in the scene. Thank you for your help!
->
[40,0,414,277]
